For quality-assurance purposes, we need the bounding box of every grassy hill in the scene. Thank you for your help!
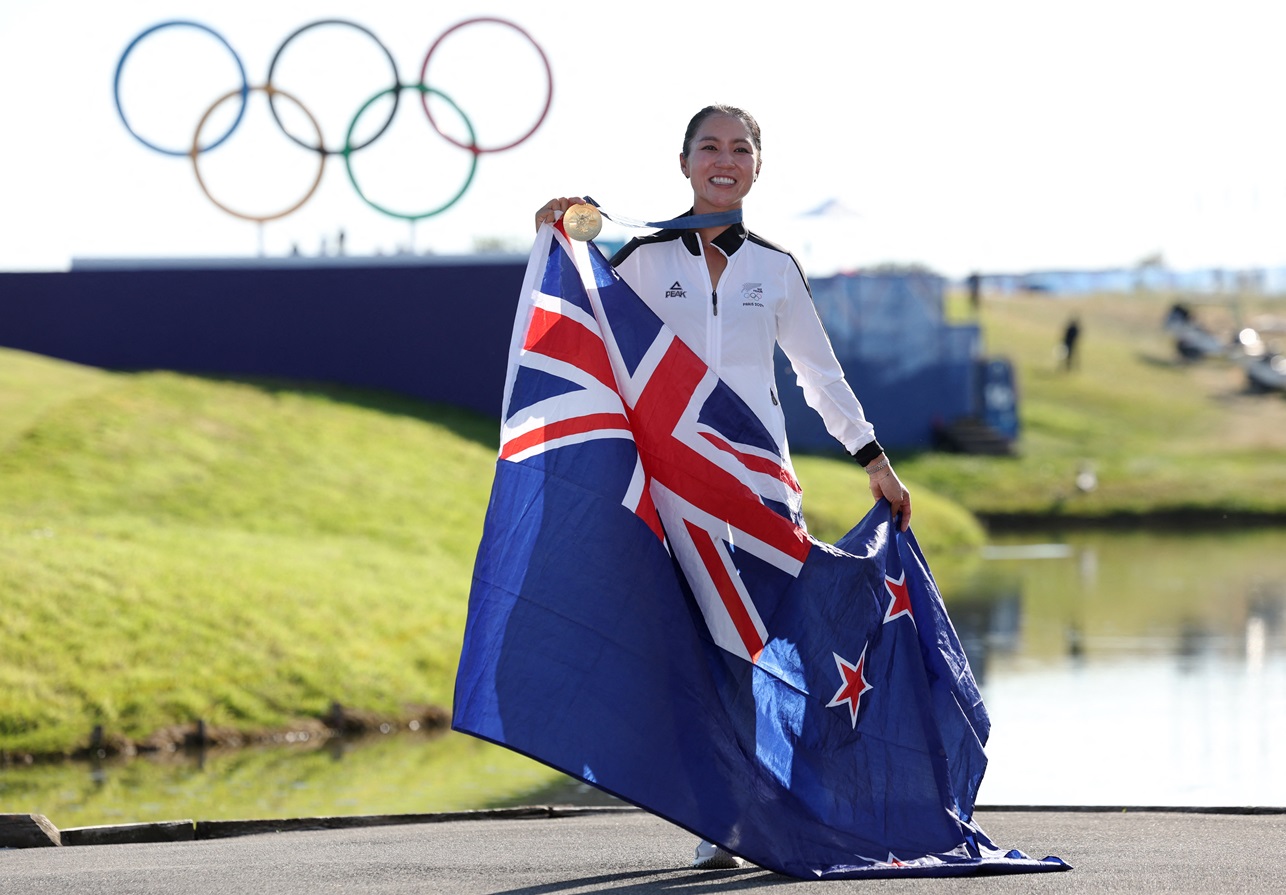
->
[0,353,496,757]
[0,348,980,758]
[897,289,1286,522]
[10,283,1277,760]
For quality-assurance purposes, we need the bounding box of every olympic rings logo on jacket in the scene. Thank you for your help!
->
[113,18,553,223]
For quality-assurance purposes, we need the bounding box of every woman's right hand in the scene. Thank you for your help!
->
[535,197,586,231]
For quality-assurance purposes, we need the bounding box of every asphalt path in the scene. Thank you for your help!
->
[6,807,1286,894]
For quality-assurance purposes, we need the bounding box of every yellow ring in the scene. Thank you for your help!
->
[190,85,326,223]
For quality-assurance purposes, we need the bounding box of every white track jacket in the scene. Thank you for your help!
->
[610,221,878,460]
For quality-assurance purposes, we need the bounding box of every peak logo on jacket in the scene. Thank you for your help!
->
[665,281,687,299]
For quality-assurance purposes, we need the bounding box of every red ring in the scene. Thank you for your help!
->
[418,17,552,154]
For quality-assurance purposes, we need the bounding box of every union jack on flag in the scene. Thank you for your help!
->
[500,222,812,664]
[453,223,1068,879]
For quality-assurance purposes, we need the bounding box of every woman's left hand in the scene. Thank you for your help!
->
[866,457,911,531]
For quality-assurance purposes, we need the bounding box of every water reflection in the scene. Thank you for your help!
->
[3,528,1284,825]
[952,528,1286,807]
[0,727,565,830]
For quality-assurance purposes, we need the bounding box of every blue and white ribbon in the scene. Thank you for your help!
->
[583,196,741,231]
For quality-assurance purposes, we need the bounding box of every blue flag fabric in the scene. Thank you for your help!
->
[453,224,1068,878]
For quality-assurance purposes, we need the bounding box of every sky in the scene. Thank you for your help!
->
[2,0,1285,278]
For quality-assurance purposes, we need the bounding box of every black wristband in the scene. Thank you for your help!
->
[852,439,884,467]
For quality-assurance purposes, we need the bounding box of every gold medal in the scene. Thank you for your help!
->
[563,203,602,241]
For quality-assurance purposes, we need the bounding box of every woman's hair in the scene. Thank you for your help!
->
[681,104,762,158]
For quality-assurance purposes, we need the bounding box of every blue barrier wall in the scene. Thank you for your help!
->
[779,273,984,453]
[0,257,526,419]
[774,351,979,453]
[0,258,994,452]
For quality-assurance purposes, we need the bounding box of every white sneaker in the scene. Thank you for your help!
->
[693,839,744,869]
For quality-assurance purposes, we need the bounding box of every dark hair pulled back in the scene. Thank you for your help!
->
[681,104,762,158]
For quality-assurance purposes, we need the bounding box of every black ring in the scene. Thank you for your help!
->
[265,18,401,156]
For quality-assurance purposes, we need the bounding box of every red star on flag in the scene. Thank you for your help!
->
[883,570,913,625]
[827,645,872,728]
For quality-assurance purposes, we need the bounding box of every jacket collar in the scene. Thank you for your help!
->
[675,209,748,257]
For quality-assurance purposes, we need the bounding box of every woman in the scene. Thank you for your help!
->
[537,105,909,528]
[535,104,911,869]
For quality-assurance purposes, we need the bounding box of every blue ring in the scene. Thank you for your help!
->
[113,21,249,157]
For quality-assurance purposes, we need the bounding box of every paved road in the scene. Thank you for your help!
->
[5,807,1286,894]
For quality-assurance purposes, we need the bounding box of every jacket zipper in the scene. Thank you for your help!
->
[712,289,718,316]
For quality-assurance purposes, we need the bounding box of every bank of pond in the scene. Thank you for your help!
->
[3,526,1283,827]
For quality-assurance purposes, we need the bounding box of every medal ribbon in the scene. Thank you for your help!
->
[582,196,742,231]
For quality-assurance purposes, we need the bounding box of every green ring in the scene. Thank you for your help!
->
[343,84,477,221]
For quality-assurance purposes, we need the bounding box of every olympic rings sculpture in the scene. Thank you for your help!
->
[113,18,552,224]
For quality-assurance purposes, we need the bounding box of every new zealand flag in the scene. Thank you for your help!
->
[452,223,1068,878]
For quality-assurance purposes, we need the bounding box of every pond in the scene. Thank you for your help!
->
[957,525,1286,807]
[3,527,1283,829]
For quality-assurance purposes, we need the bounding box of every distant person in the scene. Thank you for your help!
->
[1165,303,1192,327]
[966,272,981,312]
[1061,317,1081,371]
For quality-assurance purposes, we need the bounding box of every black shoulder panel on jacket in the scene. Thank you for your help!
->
[746,231,813,296]
[609,228,685,267]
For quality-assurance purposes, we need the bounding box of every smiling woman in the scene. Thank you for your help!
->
[680,108,760,219]
[528,104,930,872]
[536,104,911,530]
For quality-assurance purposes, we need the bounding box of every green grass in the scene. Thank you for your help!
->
[0,351,497,756]
[892,290,1286,520]
[0,348,980,758]
[11,282,1277,763]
